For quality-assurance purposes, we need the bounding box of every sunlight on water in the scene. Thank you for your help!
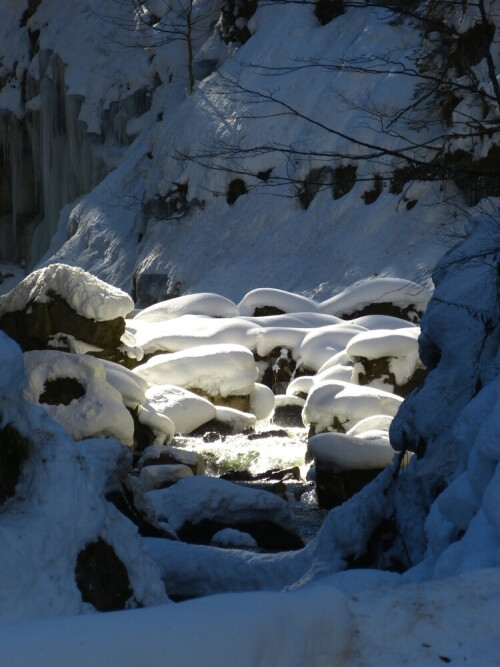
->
[177,427,309,477]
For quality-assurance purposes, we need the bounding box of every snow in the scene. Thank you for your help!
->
[136,403,176,444]
[0,0,499,661]
[238,288,319,316]
[303,380,403,433]
[308,432,396,470]
[213,405,257,433]
[133,343,259,397]
[139,463,194,491]
[211,527,258,549]
[346,327,420,361]
[296,323,367,371]
[127,314,259,355]
[134,292,239,321]
[320,278,431,318]
[146,475,297,532]
[249,382,275,420]
[0,264,133,321]
[144,384,216,434]
[23,350,135,446]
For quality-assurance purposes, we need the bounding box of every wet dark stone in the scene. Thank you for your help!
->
[75,538,133,612]
[0,424,29,504]
[272,404,304,427]
[247,429,289,440]
[252,306,285,317]
[314,460,382,509]
[39,377,85,406]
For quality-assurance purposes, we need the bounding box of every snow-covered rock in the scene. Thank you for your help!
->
[23,350,135,446]
[146,476,304,550]
[303,380,403,434]
[133,344,258,398]
[134,293,239,322]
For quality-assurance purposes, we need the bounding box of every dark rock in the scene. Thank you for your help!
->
[272,404,304,427]
[314,459,382,509]
[247,429,289,440]
[0,291,125,354]
[202,430,225,443]
[177,518,304,551]
[355,356,428,398]
[0,423,29,504]
[39,377,85,406]
[342,300,424,323]
[252,306,285,317]
[227,178,247,205]
[218,0,258,45]
[221,466,301,483]
[75,538,133,611]
[315,0,345,25]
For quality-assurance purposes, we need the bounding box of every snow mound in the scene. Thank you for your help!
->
[309,432,395,470]
[133,344,258,397]
[249,383,275,420]
[303,380,403,433]
[238,288,319,316]
[134,293,239,322]
[144,384,216,434]
[296,323,367,371]
[0,264,133,321]
[346,328,420,360]
[23,350,135,446]
[0,331,25,395]
[127,314,259,355]
[320,278,431,319]
[146,475,297,532]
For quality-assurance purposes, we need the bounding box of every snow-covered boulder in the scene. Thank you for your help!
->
[295,323,367,372]
[127,314,259,355]
[346,327,426,396]
[133,343,259,400]
[144,385,217,435]
[23,350,135,446]
[139,463,194,491]
[0,335,167,619]
[138,444,206,476]
[320,278,431,322]
[302,380,403,435]
[0,265,134,360]
[134,293,239,322]
[238,288,319,317]
[308,431,395,508]
[146,476,304,550]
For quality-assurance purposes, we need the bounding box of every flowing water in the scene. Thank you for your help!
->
[176,425,328,544]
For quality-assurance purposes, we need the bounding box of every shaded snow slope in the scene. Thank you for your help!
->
[0,0,480,297]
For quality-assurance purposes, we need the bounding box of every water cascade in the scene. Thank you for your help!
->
[0,50,153,267]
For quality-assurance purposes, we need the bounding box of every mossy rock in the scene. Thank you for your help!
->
[355,357,427,398]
